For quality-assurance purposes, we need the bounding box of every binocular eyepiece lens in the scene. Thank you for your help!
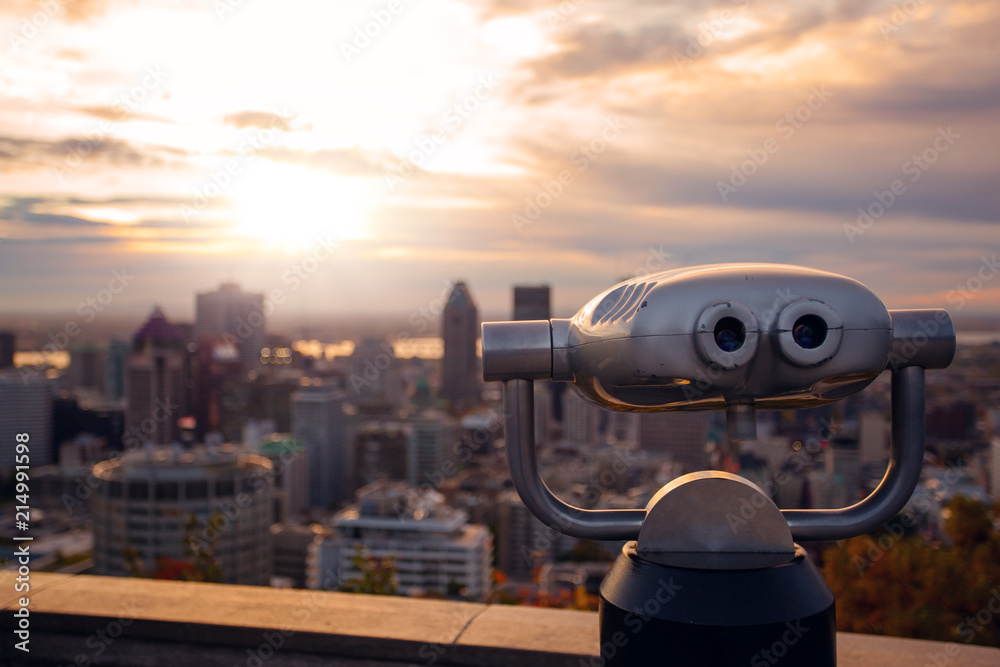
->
[713,317,746,352]
[792,314,827,349]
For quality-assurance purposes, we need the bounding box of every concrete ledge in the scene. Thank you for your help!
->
[2,573,998,666]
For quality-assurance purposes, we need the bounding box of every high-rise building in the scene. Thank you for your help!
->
[495,488,572,580]
[513,285,550,321]
[194,335,244,441]
[637,412,709,473]
[195,282,266,371]
[104,339,130,402]
[124,307,188,449]
[351,421,412,494]
[348,338,403,407]
[257,434,309,523]
[562,389,602,447]
[0,371,53,472]
[291,382,350,508]
[65,343,106,394]
[308,481,493,601]
[407,409,455,487]
[0,331,15,369]
[91,445,273,585]
[828,437,861,504]
[440,281,480,403]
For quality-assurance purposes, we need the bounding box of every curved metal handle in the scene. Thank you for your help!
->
[502,379,645,540]
[503,367,926,542]
[783,365,923,541]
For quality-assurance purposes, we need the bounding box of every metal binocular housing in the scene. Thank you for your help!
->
[482,263,956,544]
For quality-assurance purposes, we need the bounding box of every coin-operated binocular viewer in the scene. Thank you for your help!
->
[482,264,955,666]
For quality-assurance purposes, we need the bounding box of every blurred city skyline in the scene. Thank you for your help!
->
[0,0,998,319]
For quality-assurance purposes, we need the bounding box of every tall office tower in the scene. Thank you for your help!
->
[257,434,309,523]
[0,331,15,368]
[309,481,493,601]
[291,382,349,508]
[194,282,266,371]
[194,335,244,441]
[406,409,455,486]
[65,343,106,394]
[561,389,602,447]
[440,281,480,403]
[513,285,551,321]
[348,338,403,407]
[637,412,709,473]
[91,445,273,585]
[351,421,412,494]
[495,488,572,580]
[104,339,130,402]
[828,437,861,505]
[124,307,188,449]
[858,411,889,466]
[0,371,53,472]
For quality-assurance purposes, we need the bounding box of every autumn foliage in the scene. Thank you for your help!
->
[821,496,1000,647]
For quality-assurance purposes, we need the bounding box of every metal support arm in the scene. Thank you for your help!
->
[783,365,925,541]
[503,366,927,543]
[503,379,645,540]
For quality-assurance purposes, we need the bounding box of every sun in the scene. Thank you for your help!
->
[229,161,374,250]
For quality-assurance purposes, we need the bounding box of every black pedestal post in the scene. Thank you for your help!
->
[596,543,836,666]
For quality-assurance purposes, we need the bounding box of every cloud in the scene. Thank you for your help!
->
[222,110,294,132]
[255,145,396,176]
[71,105,174,124]
[0,134,185,173]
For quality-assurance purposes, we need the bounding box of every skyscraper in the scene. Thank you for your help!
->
[195,282,266,371]
[0,371,53,471]
[0,331,15,369]
[440,281,480,403]
[291,382,349,508]
[513,285,550,321]
[124,307,188,448]
[348,338,403,407]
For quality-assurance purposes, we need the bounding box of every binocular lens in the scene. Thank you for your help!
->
[792,315,827,349]
[713,317,746,352]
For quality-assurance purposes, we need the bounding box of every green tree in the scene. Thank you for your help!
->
[339,545,398,596]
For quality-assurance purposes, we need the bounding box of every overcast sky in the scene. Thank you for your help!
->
[0,0,997,326]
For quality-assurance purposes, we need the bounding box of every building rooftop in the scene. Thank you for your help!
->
[2,573,997,667]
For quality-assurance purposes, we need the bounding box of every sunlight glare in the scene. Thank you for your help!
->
[231,162,373,249]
